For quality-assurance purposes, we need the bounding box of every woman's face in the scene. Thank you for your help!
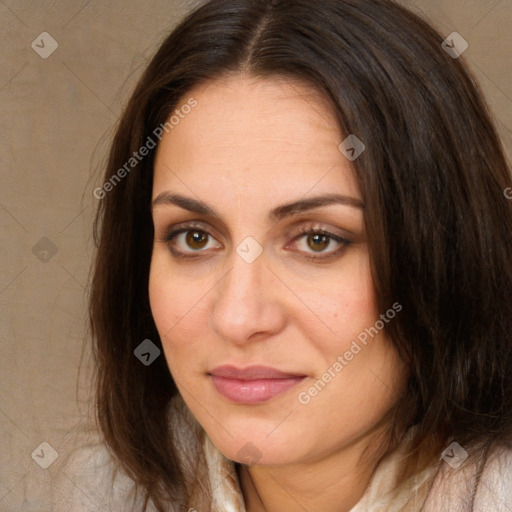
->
[149,75,407,466]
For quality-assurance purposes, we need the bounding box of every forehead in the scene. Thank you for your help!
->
[152,74,360,204]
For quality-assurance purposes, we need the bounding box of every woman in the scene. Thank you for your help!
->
[53,0,512,510]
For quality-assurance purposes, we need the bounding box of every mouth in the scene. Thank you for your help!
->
[208,365,307,404]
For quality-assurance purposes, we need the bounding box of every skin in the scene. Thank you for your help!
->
[149,74,408,512]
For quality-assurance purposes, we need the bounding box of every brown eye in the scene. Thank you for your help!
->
[307,234,330,252]
[289,228,351,262]
[186,230,209,250]
[161,225,222,258]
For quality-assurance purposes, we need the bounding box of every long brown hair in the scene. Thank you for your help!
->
[89,0,512,509]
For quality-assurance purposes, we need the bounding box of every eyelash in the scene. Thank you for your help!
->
[157,222,351,262]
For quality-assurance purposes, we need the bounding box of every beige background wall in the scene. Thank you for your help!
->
[1,0,510,509]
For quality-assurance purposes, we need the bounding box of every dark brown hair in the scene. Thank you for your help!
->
[89,0,512,509]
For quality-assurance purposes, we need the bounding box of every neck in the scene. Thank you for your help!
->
[237,426,396,512]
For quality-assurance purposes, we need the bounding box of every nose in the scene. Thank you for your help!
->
[209,247,287,346]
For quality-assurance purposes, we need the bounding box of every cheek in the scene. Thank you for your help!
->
[149,267,192,383]
[302,256,379,343]
[148,262,177,337]
[148,255,196,346]
[148,253,213,372]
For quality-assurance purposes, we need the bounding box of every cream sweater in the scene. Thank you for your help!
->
[52,395,512,511]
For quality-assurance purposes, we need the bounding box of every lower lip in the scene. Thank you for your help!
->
[210,375,306,404]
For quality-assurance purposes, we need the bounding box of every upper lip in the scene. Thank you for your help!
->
[209,365,306,380]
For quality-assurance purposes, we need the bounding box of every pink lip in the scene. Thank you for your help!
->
[209,365,306,404]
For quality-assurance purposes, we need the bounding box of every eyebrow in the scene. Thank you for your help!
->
[152,192,364,223]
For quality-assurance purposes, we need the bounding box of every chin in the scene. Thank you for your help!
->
[204,422,296,466]
[220,441,292,466]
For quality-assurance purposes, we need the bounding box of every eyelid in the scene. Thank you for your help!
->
[287,222,350,242]
[156,220,216,240]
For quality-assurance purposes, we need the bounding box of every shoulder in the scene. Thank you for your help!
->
[352,432,512,512]
[50,422,157,511]
[424,442,512,511]
[51,396,198,511]
[474,443,512,509]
